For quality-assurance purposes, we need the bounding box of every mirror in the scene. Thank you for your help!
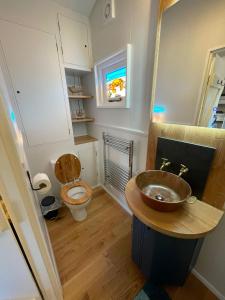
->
[152,0,225,129]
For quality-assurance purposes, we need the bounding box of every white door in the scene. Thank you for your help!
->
[0,203,40,300]
[0,58,62,299]
[58,15,91,70]
[0,20,70,146]
[199,54,225,127]
[77,143,98,186]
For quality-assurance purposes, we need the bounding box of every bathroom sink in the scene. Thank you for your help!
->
[135,170,192,212]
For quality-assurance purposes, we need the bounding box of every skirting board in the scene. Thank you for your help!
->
[92,184,101,189]
[192,269,225,300]
[100,184,224,299]
[101,184,132,216]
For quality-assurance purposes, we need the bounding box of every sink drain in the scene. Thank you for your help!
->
[155,194,164,201]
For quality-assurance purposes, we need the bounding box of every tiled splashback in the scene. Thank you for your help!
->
[155,137,216,199]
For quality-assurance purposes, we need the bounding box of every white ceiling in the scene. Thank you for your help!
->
[52,0,96,16]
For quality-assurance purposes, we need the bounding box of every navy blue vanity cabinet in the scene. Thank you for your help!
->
[132,216,203,285]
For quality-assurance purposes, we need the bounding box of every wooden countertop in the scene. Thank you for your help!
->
[125,177,224,239]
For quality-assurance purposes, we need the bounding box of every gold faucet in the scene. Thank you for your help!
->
[160,158,171,170]
[178,164,189,177]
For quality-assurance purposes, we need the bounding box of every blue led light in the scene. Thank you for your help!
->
[153,105,166,113]
[106,67,126,82]
[10,110,16,123]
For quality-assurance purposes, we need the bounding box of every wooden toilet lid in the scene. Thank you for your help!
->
[55,154,81,184]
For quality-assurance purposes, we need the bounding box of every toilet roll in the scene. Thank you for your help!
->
[32,173,52,195]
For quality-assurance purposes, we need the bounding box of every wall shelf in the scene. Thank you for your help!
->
[219,100,225,105]
[74,135,98,145]
[72,117,94,123]
[69,95,93,99]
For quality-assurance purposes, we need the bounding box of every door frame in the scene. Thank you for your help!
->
[196,44,225,126]
[0,89,63,299]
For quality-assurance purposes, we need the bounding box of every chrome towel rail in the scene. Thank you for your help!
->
[103,133,134,192]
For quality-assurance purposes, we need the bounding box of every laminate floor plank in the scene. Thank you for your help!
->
[46,188,218,300]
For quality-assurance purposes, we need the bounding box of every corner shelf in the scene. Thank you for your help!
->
[69,95,93,99]
[74,135,98,145]
[72,117,94,123]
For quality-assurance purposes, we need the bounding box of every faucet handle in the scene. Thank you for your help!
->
[178,164,189,177]
[161,157,171,165]
[160,157,171,170]
[180,164,188,170]
[161,157,169,162]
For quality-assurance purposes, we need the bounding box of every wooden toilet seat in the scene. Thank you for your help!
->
[55,154,93,206]
[60,180,92,205]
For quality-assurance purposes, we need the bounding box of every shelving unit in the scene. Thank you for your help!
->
[72,117,94,123]
[65,68,96,145]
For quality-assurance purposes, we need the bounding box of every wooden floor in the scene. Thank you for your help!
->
[46,188,218,300]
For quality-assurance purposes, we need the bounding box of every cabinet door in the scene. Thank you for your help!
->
[0,20,70,146]
[77,142,98,186]
[58,15,91,70]
[0,206,40,299]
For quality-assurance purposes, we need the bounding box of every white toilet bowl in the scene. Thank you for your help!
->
[64,186,92,221]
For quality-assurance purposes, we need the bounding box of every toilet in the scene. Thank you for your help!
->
[53,153,92,221]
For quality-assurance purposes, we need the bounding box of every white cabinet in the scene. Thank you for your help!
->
[58,15,92,71]
[76,142,98,187]
[0,20,70,146]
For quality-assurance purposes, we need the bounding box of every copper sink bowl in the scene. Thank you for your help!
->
[135,170,192,212]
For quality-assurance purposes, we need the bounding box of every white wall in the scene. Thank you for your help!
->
[155,0,225,125]
[0,0,90,195]
[84,0,158,208]
[194,215,225,299]
[88,0,158,133]
[87,123,148,212]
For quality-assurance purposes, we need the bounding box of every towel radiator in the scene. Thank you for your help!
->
[103,133,134,193]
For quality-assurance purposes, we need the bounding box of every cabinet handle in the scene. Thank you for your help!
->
[84,45,87,48]
[16,90,20,94]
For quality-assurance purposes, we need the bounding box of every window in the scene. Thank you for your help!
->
[94,44,131,108]
[106,67,126,102]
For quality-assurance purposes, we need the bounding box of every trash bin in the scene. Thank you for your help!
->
[41,196,61,220]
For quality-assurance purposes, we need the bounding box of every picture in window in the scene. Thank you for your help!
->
[105,67,126,102]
